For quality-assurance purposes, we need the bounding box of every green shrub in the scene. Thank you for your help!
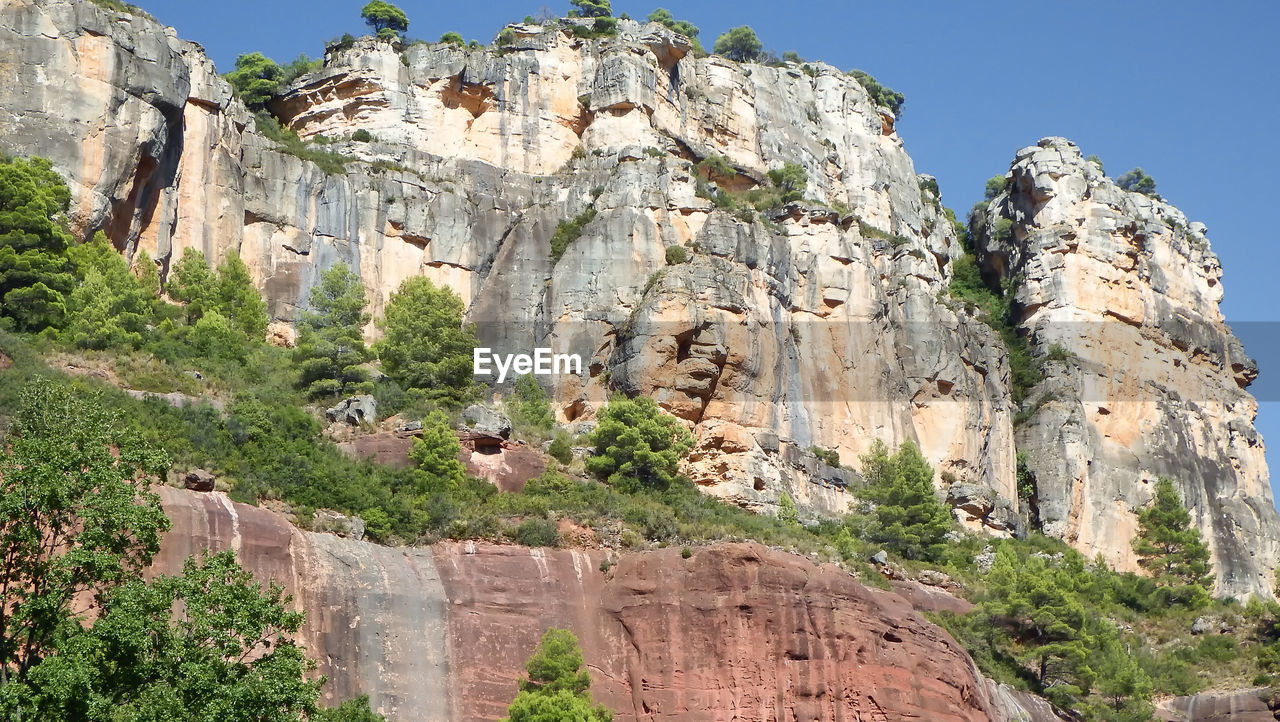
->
[514,518,560,547]
[1117,167,1159,197]
[351,129,374,143]
[681,546,692,559]
[439,31,464,45]
[695,154,736,180]
[586,395,694,494]
[548,432,573,464]
[374,276,479,408]
[766,162,806,204]
[664,245,688,265]
[847,69,904,118]
[496,28,517,46]
[507,374,556,436]
[569,0,612,18]
[809,445,840,467]
[550,207,598,262]
[224,53,282,111]
[254,113,351,175]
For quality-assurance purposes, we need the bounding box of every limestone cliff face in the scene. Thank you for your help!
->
[975,138,1279,598]
[1,0,1278,596]
[0,1,1017,521]
[155,487,1059,722]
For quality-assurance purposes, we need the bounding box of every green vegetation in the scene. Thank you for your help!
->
[87,0,151,16]
[809,445,841,467]
[507,374,556,437]
[857,221,911,247]
[547,432,573,464]
[351,128,374,143]
[568,0,612,18]
[646,8,702,52]
[1133,478,1213,608]
[549,206,598,262]
[501,628,612,722]
[225,52,283,110]
[1117,167,1159,197]
[664,245,688,265]
[374,276,479,408]
[854,441,950,561]
[255,113,352,175]
[0,155,77,331]
[766,162,807,204]
[294,262,374,399]
[0,378,379,720]
[361,1,409,37]
[586,396,695,494]
[984,174,1009,201]
[693,156,806,214]
[439,31,465,46]
[713,26,764,63]
[847,69,904,118]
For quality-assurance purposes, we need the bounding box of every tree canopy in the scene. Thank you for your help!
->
[847,69,905,118]
[855,440,951,561]
[569,0,612,18]
[646,8,698,38]
[0,155,76,330]
[224,52,283,110]
[713,26,763,63]
[1116,167,1158,197]
[360,1,408,35]
[373,276,478,408]
[1132,477,1213,607]
[501,628,611,722]
[294,262,373,399]
[585,396,694,494]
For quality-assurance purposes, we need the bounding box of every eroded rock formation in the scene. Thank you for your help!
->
[1,0,1277,597]
[154,486,1055,722]
[975,138,1278,598]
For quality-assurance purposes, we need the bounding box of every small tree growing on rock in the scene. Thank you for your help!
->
[586,396,693,494]
[568,0,612,18]
[1132,477,1213,608]
[360,1,408,37]
[501,628,612,722]
[855,440,952,562]
[293,262,373,399]
[713,26,763,63]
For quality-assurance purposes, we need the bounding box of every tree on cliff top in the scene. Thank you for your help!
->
[360,1,408,36]
[713,26,763,63]
[568,0,612,18]
[855,440,951,562]
[646,8,698,39]
[224,52,282,110]
[1132,477,1213,608]
[501,628,612,722]
[1116,167,1159,198]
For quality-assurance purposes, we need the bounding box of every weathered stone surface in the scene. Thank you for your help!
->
[312,509,366,541]
[2,1,1277,598]
[976,137,1280,598]
[325,395,377,425]
[152,486,1061,721]
[182,468,216,492]
[0,1,1015,527]
[460,403,511,439]
[1157,688,1279,721]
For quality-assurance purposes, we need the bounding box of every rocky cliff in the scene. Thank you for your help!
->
[1,0,1277,597]
[155,486,1059,722]
[975,138,1278,597]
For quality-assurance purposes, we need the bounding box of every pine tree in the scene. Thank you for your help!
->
[506,374,555,434]
[409,410,467,493]
[501,628,611,722]
[373,276,478,408]
[585,396,694,494]
[294,262,373,399]
[1132,477,1213,606]
[855,440,952,561]
[983,547,1094,705]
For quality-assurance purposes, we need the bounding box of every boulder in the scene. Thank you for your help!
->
[869,550,888,566]
[461,404,511,439]
[312,509,366,541]
[183,468,216,492]
[946,483,994,517]
[325,395,377,426]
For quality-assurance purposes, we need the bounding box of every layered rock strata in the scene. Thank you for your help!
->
[155,486,1057,722]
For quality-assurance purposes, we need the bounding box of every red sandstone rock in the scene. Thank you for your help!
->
[151,487,1055,721]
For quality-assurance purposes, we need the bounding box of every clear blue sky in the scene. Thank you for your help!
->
[141,0,1280,500]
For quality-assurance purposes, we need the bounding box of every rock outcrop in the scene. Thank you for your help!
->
[975,138,1280,598]
[153,486,1056,722]
[1,1,1277,596]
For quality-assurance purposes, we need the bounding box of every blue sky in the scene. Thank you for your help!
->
[140,0,1280,499]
